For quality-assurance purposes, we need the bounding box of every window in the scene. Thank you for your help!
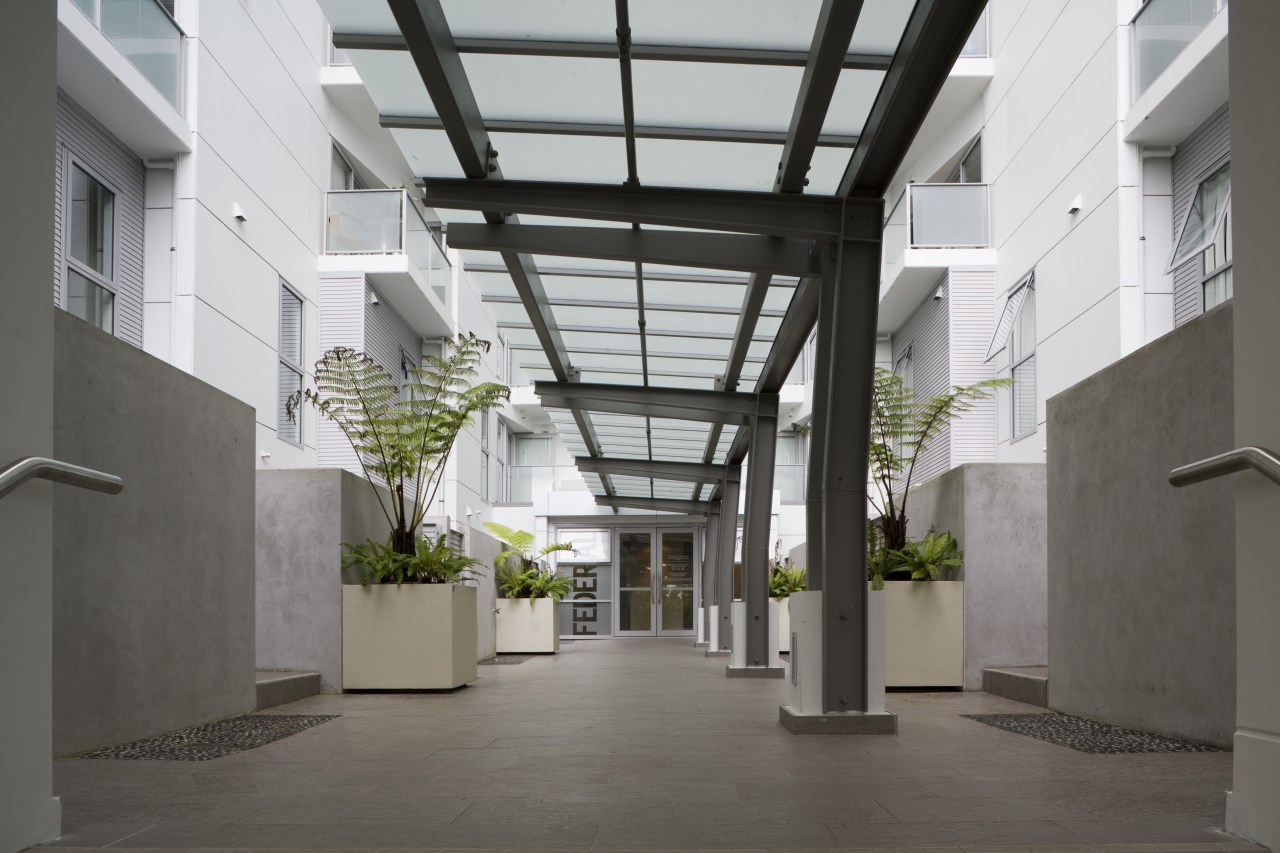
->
[893,344,914,394]
[278,282,304,445]
[496,420,506,502]
[1171,164,1231,270]
[480,410,491,502]
[65,162,116,334]
[399,348,418,403]
[1009,277,1036,440]
[507,434,553,503]
[775,432,806,503]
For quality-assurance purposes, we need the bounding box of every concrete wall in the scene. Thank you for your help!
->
[466,526,505,661]
[0,3,62,846]
[52,311,257,756]
[256,469,388,692]
[1224,9,1280,842]
[1047,301,1234,746]
[907,463,1049,689]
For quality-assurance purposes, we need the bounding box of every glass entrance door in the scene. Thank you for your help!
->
[614,528,698,636]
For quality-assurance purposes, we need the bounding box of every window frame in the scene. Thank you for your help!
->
[1168,162,1231,273]
[1008,273,1037,442]
[62,154,120,335]
[480,409,491,503]
[278,279,305,448]
[774,431,807,504]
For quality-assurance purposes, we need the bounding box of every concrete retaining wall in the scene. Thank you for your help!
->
[907,463,1049,690]
[1047,302,1234,746]
[53,312,257,755]
[256,469,387,692]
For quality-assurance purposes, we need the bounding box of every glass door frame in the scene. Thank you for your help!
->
[612,526,701,637]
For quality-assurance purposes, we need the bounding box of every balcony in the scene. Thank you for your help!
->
[879,183,995,332]
[320,189,453,337]
[68,0,183,109]
[1125,0,1229,144]
[57,0,190,158]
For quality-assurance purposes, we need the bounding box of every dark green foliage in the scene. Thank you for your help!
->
[483,521,576,600]
[868,526,964,590]
[342,534,483,587]
[768,539,807,597]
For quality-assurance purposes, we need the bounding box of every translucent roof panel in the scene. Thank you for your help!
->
[441,1,616,41]
[465,56,622,124]
[632,63,802,133]
[629,1,823,50]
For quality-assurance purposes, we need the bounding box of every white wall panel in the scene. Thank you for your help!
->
[949,268,997,467]
[890,280,951,487]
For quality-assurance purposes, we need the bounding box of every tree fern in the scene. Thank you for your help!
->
[294,334,509,556]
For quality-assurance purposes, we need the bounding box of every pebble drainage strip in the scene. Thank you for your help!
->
[479,654,536,665]
[964,712,1223,753]
[73,714,338,761]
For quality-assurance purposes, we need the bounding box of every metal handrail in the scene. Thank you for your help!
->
[1169,446,1280,488]
[0,457,124,502]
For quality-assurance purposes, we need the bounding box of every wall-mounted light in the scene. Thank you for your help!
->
[368,290,380,306]
[1067,194,1083,215]
[232,203,248,222]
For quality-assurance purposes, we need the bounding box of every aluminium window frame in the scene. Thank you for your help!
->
[1008,272,1037,443]
[1167,161,1231,273]
[480,409,491,503]
[62,153,121,335]
[278,279,305,448]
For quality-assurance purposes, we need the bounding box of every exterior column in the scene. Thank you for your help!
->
[781,199,895,732]
[713,467,740,654]
[700,503,721,647]
[728,409,783,677]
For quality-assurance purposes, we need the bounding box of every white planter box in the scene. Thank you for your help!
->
[772,596,791,652]
[342,584,478,690]
[494,597,560,654]
[884,581,964,688]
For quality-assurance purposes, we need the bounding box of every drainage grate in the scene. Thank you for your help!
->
[74,714,337,761]
[963,712,1223,754]
[479,654,536,665]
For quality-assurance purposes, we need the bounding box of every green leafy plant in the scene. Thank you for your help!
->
[869,367,1009,557]
[483,522,576,601]
[291,334,508,557]
[768,539,807,597]
[342,533,483,587]
[868,526,964,590]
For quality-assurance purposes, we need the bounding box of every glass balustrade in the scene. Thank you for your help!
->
[326,189,453,297]
[960,7,990,58]
[73,0,185,111]
[1131,0,1226,100]
[909,183,989,249]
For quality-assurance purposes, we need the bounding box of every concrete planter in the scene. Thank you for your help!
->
[772,596,791,652]
[494,597,560,654]
[341,584,478,690]
[884,580,964,688]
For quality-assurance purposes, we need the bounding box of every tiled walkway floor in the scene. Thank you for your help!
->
[45,638,1257,851]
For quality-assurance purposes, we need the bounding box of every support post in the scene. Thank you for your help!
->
[781,202,895,733]
[712,467,740,655]
[727,411,783,678]
[699,504,721,648]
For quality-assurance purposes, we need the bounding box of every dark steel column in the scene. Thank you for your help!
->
[742,412,778,667]
[702,503,722,644]
[819,202,882,712]
[716,468,741,651]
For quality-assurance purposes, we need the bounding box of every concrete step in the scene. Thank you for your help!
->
[983,665,1049,708]
[255,670,321,710]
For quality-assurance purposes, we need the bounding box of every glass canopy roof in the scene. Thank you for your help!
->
[317,0,971,511]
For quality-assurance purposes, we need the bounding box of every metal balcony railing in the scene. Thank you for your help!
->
[1131,0,1227,101]
[70,0,184,111]
[883,183,990,264]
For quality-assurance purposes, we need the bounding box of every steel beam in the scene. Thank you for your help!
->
[424,178,846,239]
[483,294,785,318]
[594,496,709,514]
[817,204,883,713]
[500,321,773,343]
[510,343,768,364]
[386,115,857,147]
[446,224,816,278]
[838,0,989,196]
[467,263,795,286]
[535,381,777,426]
[715,469,741,652]
[334,33,893,69]
[703,503,722,645]
[575,457,728,484]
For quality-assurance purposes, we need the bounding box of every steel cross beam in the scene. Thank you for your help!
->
[536,381,777,426]
[383,0,615,495]
[466,263,791,286]
[446,224,816,278]
[574,457,729,484]
[384,115,858,148]
[424,178,847,240]
[499,321,776,343]
[594,496,709,515]
[509,343,768,365]
[483,294,785,319]
[332,33,893,70]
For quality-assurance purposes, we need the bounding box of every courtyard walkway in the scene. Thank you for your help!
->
[46,638,1256,851]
